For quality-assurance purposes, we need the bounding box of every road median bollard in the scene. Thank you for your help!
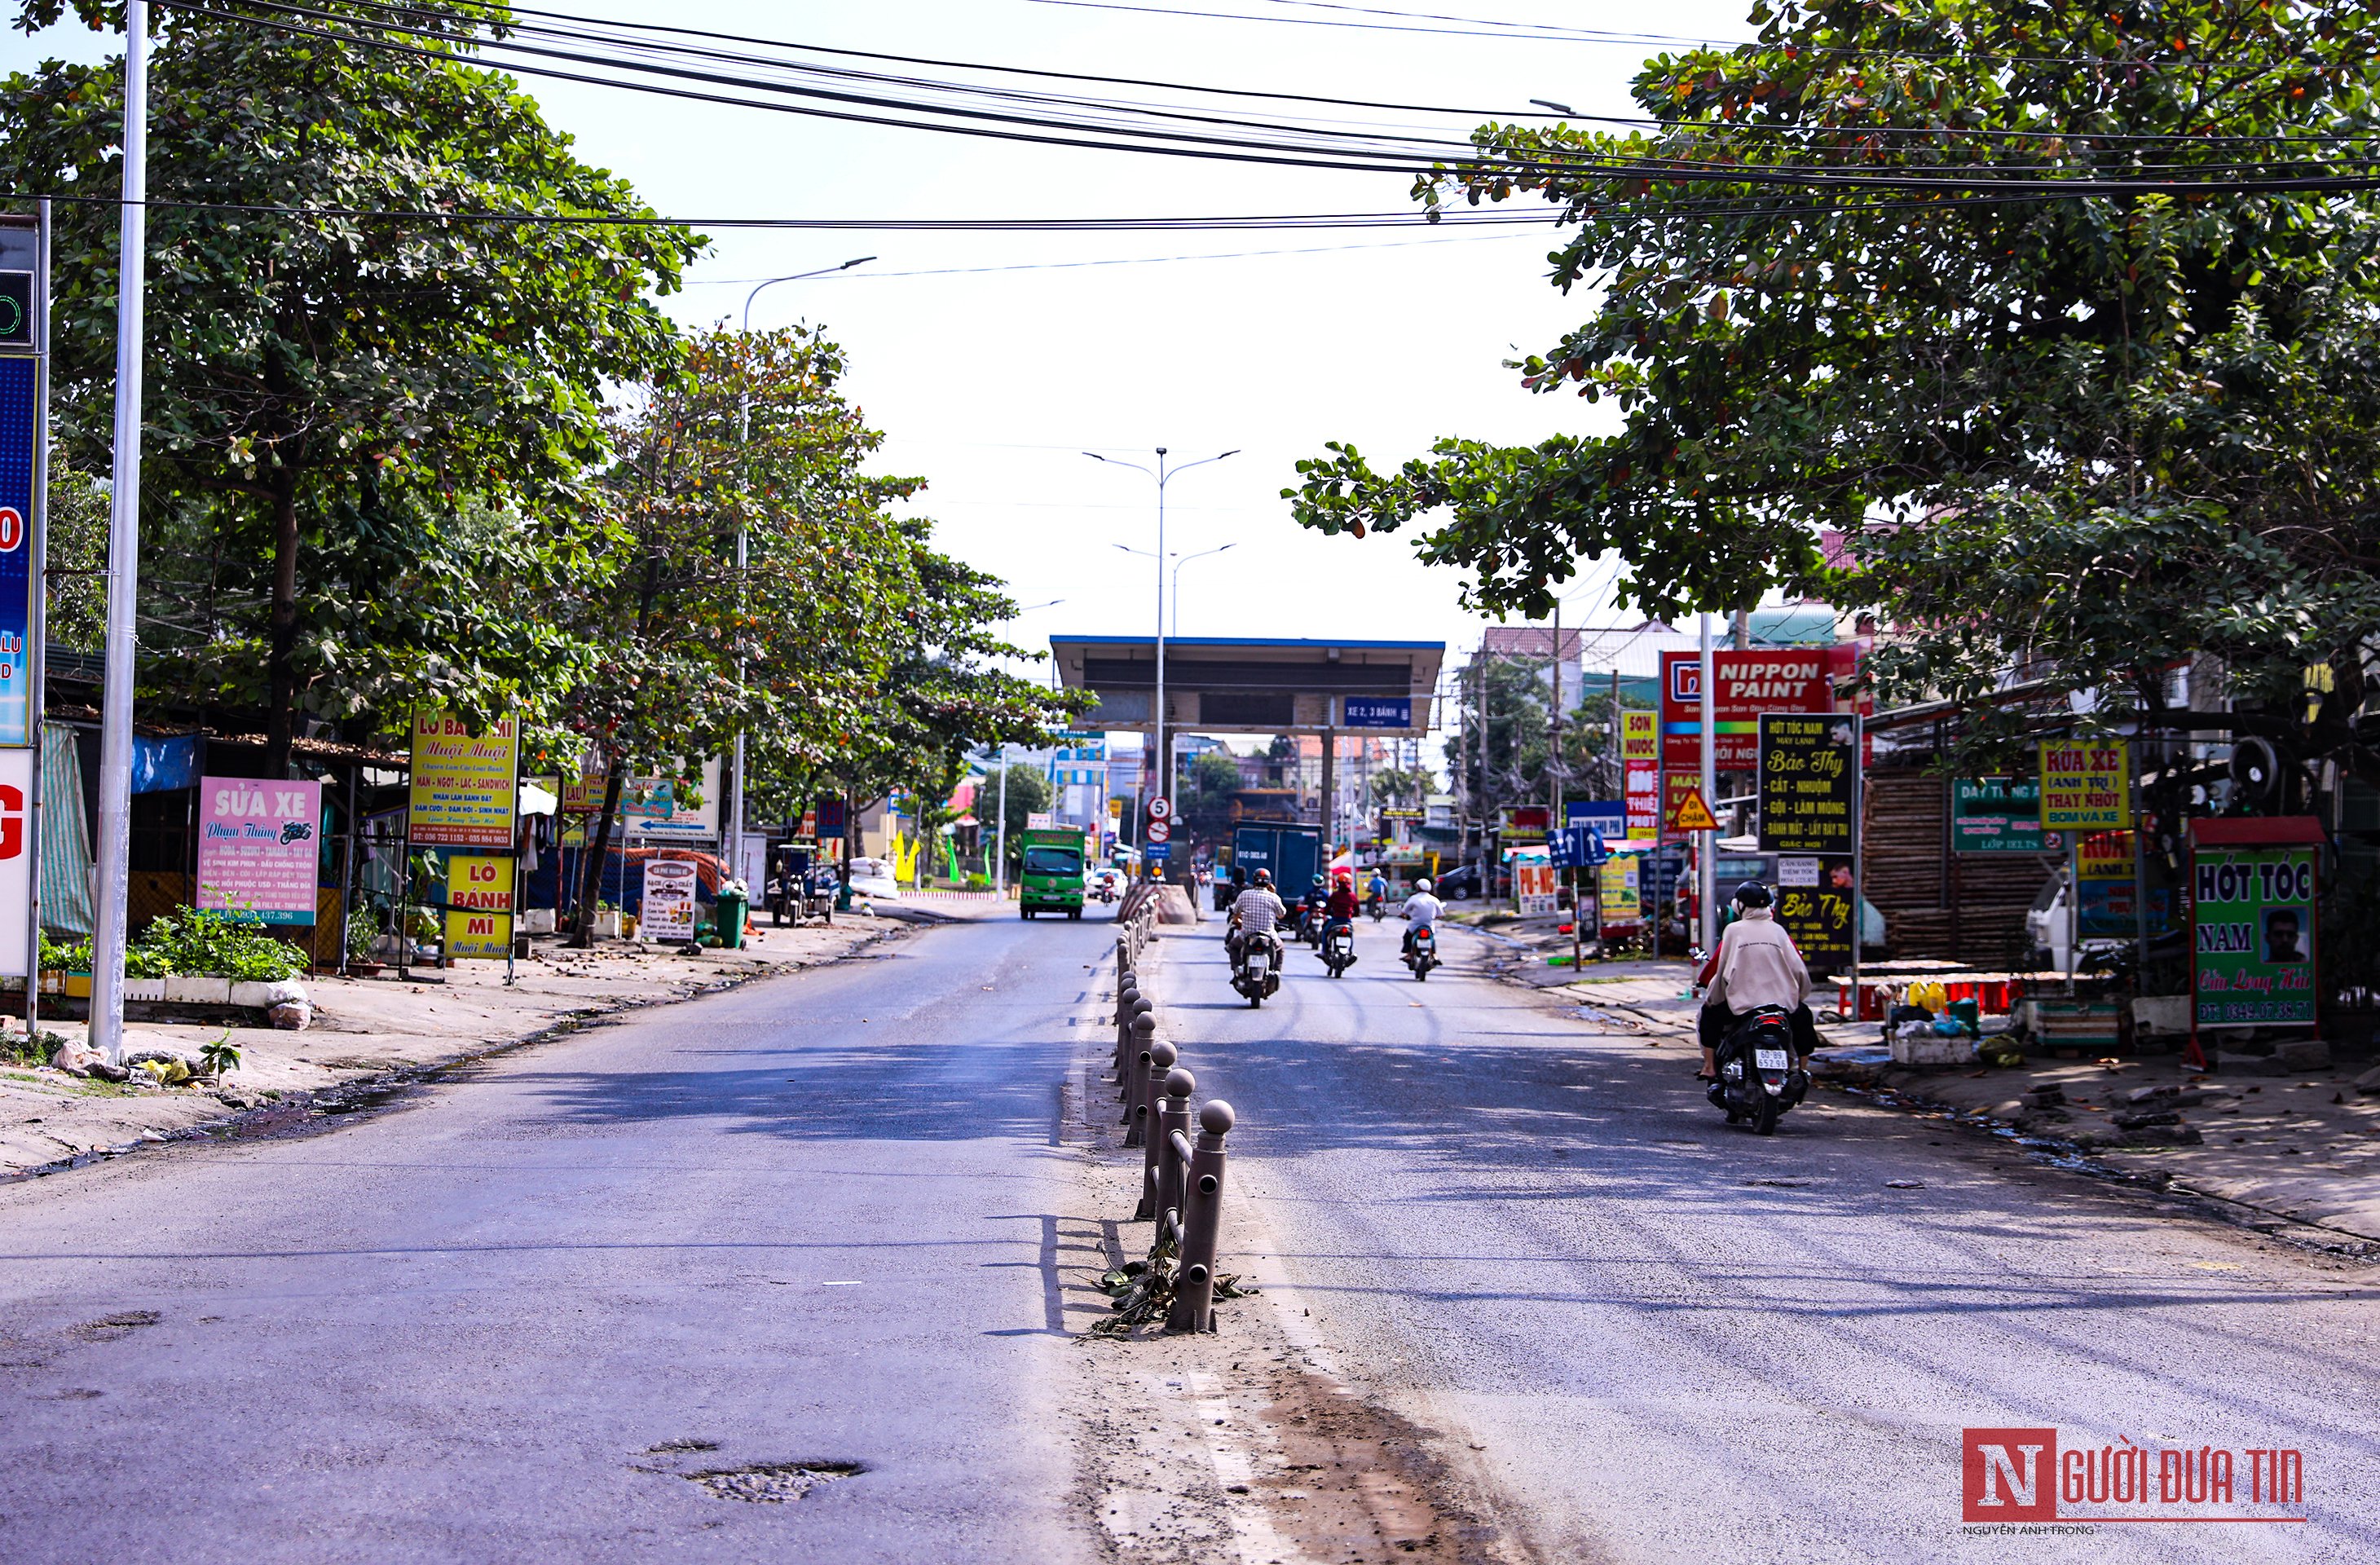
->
[1166,1099,1234,1334]
[1131,1041,1177,1206]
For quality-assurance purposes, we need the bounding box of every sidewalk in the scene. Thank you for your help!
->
[1470,924,2380,1245]
[0,912,919,1178]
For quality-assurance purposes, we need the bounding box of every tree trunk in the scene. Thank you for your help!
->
[263,481,302,779]
[571,760,629,949]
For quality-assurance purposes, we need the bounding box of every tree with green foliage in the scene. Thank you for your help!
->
[2,0,697,774]
[1288,0,2380,772]
[1175,749,1243,849]
[570,325,1071,928]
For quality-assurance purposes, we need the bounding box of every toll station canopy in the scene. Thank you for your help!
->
[1048,636,1444,736]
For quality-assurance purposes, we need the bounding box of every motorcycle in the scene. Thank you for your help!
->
[1091,871,1120,905]
[1232,931,1285,1008]
[1403,924,1439,981]
[1321,919,1356,978]
[1365,892,1386,924]
[1707,1004,1809,1135]
[1298,900,1328,949]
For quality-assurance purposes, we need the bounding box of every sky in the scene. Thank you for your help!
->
[2,0,1763,757]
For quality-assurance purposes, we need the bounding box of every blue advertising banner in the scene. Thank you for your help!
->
[1343,696,1411,728]
[0,354,32,747]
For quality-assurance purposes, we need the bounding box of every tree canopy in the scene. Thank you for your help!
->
[1288,0,2380,757]
[2,0,697,771]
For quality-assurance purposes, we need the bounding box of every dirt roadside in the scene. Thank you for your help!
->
[0,911,925,1180]
[1057,936,1536,1565]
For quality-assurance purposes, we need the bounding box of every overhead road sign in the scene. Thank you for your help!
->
[1048,635,1444,737]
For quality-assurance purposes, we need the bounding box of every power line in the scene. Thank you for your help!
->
[168,1,2380,187]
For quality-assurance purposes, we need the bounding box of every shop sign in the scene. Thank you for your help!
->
[0,747,33,974]
[1953,778,2060,853]
[408,708,518,849]
[0,353,34,747]
[2039,741,2129,831]
[1660,650,1832,770]
[1620,709,1658,764]
[196,777,321,925]
[1624,762,1659,839]
[1756,714,1859,856]
[1513,855,1558,916]
[1775,853,1857,965]
[1597,853,1641,923]
[641,858,701,943]
[443,854,513,959]
[2193,845,2316,1029]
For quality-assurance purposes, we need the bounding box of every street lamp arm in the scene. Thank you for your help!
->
[742,254,875,331]
[1083,452,1157,481]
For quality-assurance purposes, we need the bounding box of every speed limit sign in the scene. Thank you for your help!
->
[1148,796,1171,821]
[1145,820,1171,844]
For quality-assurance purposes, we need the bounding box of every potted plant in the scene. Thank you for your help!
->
[344,906,384,976]
[123,945,173,1003]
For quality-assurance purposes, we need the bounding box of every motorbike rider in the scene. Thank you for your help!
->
[1401,876,1444,959]
[1365,869,1389,915]
[1695,881,1822,1082]
[1228,867,1288,963]
[1322,871,1360,952]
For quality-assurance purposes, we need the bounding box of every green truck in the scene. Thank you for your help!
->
[1019,826,1089,919]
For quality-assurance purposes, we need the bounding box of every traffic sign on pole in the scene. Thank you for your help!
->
[1148,796,1171,821]
[1145,820,1171,844]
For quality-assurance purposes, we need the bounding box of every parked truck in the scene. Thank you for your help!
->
[1019,826,1089,919]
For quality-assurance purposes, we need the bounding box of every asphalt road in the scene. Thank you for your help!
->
[1160,913,2380,1564]
[0,909,1122,1565]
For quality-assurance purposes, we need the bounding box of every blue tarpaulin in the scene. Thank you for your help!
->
[130,732,201,795]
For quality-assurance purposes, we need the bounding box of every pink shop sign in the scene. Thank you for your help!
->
[196,778,323,926]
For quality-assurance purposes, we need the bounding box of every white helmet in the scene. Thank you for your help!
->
[1414,878,1432,893]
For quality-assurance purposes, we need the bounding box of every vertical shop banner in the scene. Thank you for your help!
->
[1620,710,1658,764]
[2039,741,2130,831]
[641,858,700,941]
[196,778,322,925]
[0,746,30,975]
[1953,778,2060,853]
[2193,844,2317,1028]
[443,854,514,959]
[1659,650,1832,770]
[1624,763,1660,840]
[1775,853,1858,964]
[1756,714,1860,855]
[408,708,518,849]
[0,355,34,747]
[1512,855,1558,916]
[1597,853,1642,924]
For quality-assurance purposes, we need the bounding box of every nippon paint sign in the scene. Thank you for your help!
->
[1659,650,1833,769]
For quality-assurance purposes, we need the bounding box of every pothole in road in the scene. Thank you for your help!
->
[683,1460,866,1504]
[71,1310,161,1342]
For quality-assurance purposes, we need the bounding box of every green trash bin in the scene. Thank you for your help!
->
[714,886,748,950]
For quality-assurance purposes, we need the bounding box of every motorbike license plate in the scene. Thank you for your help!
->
[1754,1048,1790,1071]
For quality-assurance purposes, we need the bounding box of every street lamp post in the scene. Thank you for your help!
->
[1083,449,1236,820]
[90,1,151,1064]
[1113,542,1237,639]
[729,255,873,888]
